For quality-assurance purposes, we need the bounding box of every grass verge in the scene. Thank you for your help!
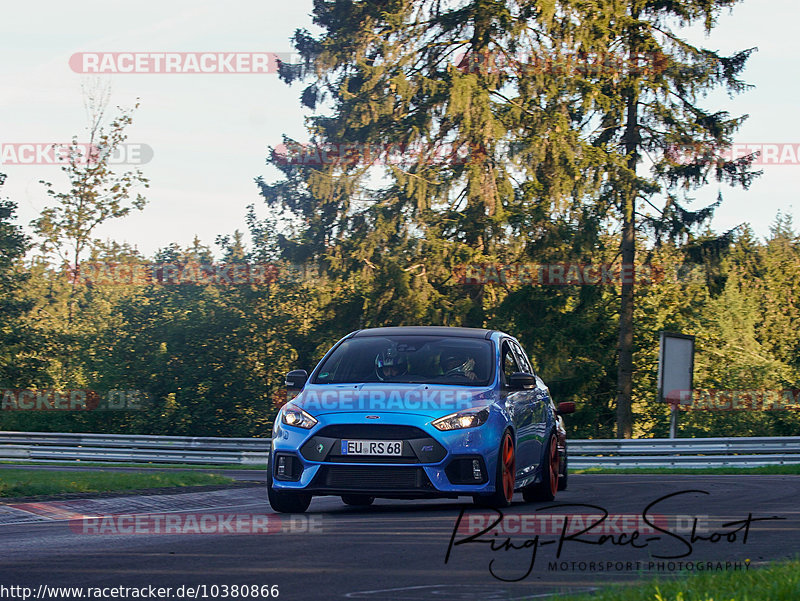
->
[574,465,800,475]
[555,559,800,601]
[0,461,264,470]
[0,469,235,498]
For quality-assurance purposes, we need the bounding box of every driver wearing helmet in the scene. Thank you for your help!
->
[441,352,477,381]
[375,348,408,381]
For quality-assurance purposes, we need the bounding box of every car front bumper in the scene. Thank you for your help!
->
[270,411,507,497]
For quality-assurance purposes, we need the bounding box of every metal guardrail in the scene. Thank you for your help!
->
[568,436,800,469]
[0,432,270,466]
[1,432,799,469]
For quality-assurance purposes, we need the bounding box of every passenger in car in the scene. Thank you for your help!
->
[441,352,478,381]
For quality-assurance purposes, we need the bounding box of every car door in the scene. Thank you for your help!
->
[510,340,551,478]
[500,339,536,479]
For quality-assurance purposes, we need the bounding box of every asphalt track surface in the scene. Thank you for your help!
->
[1,474,799,600]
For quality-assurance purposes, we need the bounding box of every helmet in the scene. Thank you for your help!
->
[442,352,475,376]
[375,348,408,380]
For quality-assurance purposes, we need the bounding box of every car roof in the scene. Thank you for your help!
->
[349,326,496,340]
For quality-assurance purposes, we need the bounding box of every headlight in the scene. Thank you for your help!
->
[432,404,492,431]
[281,404,318,429]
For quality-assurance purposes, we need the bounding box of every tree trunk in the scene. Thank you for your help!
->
[616,185,635,439]
[616,53,640,439]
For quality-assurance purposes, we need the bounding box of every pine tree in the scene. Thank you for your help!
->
[262,0,759,438]
[549,0,761,437]
[260,0,601,325]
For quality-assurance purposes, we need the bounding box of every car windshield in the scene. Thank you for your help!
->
[313,336,494,386]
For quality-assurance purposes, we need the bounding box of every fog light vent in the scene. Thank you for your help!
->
[445,456,488,485]
[273,453,303,481]
[472,459,482,480]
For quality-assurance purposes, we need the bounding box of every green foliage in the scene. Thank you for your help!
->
[8,101,150,417]
[0,468,233,498]
[31,101,148,268]
[0,175,37,387]
[4,208,799,439]
[558,559,800,601]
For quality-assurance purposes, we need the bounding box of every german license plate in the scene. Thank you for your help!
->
[341,440,403,456]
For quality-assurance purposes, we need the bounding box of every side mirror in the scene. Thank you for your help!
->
[557,401,576,415]
[508,372,537,390]
[285,369,308,390]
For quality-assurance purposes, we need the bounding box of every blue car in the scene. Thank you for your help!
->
[268,326,574,513]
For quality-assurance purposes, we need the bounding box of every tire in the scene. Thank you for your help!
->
[267,456,311,513]
[522,433,558,502]
[557,446,568,491]
[473,430,515,508]
[341,494,375,507]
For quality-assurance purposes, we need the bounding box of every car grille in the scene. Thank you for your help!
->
[326,454,415,464]
[315,425,428,439]
[302,425,446,465]
[315,466,432,490]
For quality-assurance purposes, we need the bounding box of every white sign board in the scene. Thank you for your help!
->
[657,332,695,404]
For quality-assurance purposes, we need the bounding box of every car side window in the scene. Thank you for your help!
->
[511,341,534,375]
[502,341,520,384]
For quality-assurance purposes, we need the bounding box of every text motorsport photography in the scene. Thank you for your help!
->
[445,490,782,582]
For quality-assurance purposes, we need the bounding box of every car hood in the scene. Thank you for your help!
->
[290,383,497,418]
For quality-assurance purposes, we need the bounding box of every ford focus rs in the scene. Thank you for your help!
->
[268,326,574,512]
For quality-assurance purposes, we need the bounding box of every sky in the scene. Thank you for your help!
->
[1,0,797,259]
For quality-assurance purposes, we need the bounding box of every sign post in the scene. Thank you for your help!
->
[657,331,695,439]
